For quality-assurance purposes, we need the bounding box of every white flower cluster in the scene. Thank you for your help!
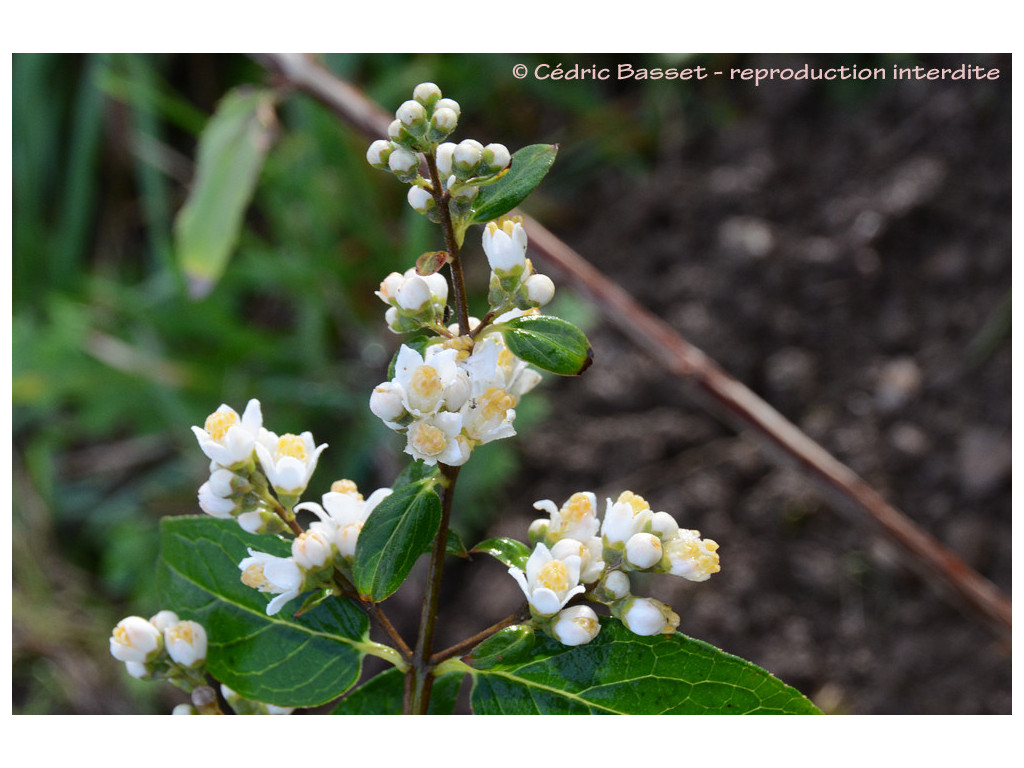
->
[109,611,208,687]
[366,82,512,220]
[511,490,721,645]
[370,321,542,467]
[192,398,327,534]
[239,479,393,616]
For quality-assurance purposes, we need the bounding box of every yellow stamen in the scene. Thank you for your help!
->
[537,560,570,592]
[241,564,269,590]
[562,492,594,523]
[204,410,238,442]
[479,387,514,420]
[410,422,447,456]
[617,491,650,514]
[331,479,362,499]
[276,434,307,461]
[410,365,443,401]
[166,623,194,644]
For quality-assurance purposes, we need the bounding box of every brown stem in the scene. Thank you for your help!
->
[405,463,461,714]
[423,154,470,335]
[334,574,412,661]
[430,606,529,666]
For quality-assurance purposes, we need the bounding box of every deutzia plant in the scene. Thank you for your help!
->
[115,81,820,715]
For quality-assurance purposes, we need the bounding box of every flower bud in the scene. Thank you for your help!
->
[651,511,680,541]
[482,216,528,274]
[149,610,180,633]
[388,147,419,180]
[625,532,663,570]
[110,616,163,664]
[620,597,680,636]
[370,381,407,423]
[291,525,334,571]
[430,107,458,139]
[396,275,432,311]
[454,139,483,177]
[172,704,198,715]
[164,619,208,668]
[125,661,149,679]
[376,271,405,304]
[601,569,632,601]
[435,98,460,118]
[396,99,426,128]
[482,143,511,173]
[366,139,393,169]
[413,82,442,107]
[198,479,235,518]
[407,185,435,215]
[551,605,602,646]
[523,273,555,306]
[436,142,456,178]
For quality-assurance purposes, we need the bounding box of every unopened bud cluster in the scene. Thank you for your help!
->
[109,610,208,691]
[510,490,720,644]
[366,82,512,222]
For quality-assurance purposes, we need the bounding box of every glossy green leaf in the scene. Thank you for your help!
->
[156,516,368,708]
[353,478,441,601]
[471,536,531,569]
[446,529,470,559]
[393,458,441,488]
[331,668,464,714]
[470,144,558,224]
[466,624,535,670]
[174,87,277,299]
[500,314,593,376]
[467,620,821,714]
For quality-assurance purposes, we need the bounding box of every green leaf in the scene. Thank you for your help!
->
[500,314,593,376]
[466,625,535,670]
[470,144,558,224]
[471,536,531,569]
[156,516,368,708]
[393,458,441,488]
[467,620,821,714]
[415,250,449,276]
[353,478,441,601]
[446,529,470,559]
[174,87,277,299]
[331,668,464,715]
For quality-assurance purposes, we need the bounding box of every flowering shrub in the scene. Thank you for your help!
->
[111,81,819,715]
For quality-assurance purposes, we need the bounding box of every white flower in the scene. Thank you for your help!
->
[238,549,304,616]
[431,107,458,136]
[191,399,263,469]
[376,271,405,304]
[663,530,721,582]
[296,485,393,559]
[454,139,483,174]
[601,491,654,546]
[625,532,663,570]
[110,616,163,664]
[435,98,460,118]
[509,543,585,617]
[551,605,602,646]
[404,412,471,466]
[460,385,517,444]
[533,491,600,542]
[164,620,208,668]
[254,431,327,497]
[523,273,555,306]
[393,344,461,417]
[620,597,680,636]
[550,536,605,585]
[125,661,149,679]
[482,216,528,274]
[601,569,631,601]
[172,704,197,715]
[651,511,680,541]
